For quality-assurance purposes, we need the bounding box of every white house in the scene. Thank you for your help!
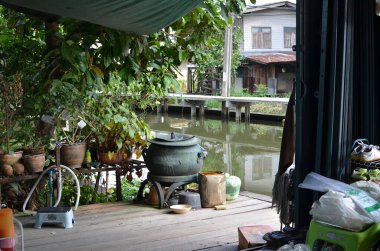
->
[241,1,296,56]
[236,1,296,93]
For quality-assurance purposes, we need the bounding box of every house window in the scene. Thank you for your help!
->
[252,27,272,49]
[284,27,296,48]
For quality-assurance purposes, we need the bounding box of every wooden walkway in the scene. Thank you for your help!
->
[17,192,280,251]
[161,94,289,122]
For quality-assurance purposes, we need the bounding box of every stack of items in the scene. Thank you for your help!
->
[351,140,380,181]
[299,172,380,250]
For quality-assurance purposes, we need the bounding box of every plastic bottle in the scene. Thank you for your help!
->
[0,208,15,251]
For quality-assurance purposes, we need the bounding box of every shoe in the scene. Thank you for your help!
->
[351,168,368,181]
[369,169,380,180]
[351,144,380,162]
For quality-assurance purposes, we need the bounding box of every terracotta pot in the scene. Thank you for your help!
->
[60,143,86,168]
[2,164,13,177]
[98,150,124,165]
[22,154,45,173]
[0,151,23,166]
[23,146,45,155]
[13,162,25,175]
[148,186,159,206]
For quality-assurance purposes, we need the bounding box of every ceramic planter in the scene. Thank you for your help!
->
[22,153,45,173]
[98,150,124,165]
[0,151,23,166]
[60,143,86,168]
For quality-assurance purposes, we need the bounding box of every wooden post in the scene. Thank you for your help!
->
[190,104,196,117]
[163,99,168,113]
[245,104,251,123]
[92,171,101,203]
[157,104,162,114]
[199,104,205,116]
[222,101,229,120]
[235,105,242,123]
[116,169,122,201]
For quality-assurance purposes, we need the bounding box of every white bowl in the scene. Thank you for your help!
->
[170,204,192,214]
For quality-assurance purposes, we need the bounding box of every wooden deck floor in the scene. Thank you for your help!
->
[17,192,280,251]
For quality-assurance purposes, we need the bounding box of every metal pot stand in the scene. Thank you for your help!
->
[136,173,198,208]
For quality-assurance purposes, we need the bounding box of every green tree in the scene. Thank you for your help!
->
[0,0,247,133]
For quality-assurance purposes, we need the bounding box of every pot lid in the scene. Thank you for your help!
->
[149,132,200,146]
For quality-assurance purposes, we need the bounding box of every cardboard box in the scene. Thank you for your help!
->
[238,225,273,250]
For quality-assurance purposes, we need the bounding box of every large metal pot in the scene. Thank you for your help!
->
[143,132,207,176]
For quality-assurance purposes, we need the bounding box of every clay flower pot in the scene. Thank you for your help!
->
[98,150,124,165]
[23,153,45,173]
[0,151,23,166]
[60,143,86,168]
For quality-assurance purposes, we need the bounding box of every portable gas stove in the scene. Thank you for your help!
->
[136,173,198,208]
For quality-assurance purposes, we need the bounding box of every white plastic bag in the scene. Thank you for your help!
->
[278,243,311,251]
[309,190,373,231]
[299,172,380,222]
[351,181,380,201]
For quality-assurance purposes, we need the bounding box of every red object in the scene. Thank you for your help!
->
[0,237,15,251]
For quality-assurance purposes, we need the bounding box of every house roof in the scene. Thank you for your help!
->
[246,53,296,64]
[244,1,296,14]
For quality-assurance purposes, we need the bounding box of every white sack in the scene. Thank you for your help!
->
[310,190,373,231]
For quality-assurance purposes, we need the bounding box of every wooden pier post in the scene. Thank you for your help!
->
[190,104,196,117]
[199,105,205,116]
[245,104,251,123]
[157,104,162,114]
[235,105,242,123]
[163,98,168,113]
[222,101,229,120]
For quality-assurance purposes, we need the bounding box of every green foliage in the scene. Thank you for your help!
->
[206,99,221,109]
[250,102,285,115]
[0,73,23,153]
[254,84,270,97]
[85,76,150,152]
[191,25,244,90]
[121,178,142,201]
[230,88,254,97]
[79,185,94,205]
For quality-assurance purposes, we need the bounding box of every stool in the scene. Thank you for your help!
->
[306,220,380,250]
[35,207,74,229]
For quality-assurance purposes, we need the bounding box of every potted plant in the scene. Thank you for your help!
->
[47,78,92,169]
[56,109,92,168]
[0,73,24,176]
[85,76,150,165]
[17,117,49,174]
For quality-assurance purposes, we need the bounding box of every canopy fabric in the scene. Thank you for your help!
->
[0,0,203,35]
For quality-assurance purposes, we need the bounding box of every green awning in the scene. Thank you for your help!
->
[0,0,203,35]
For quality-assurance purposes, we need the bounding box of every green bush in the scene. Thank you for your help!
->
[251,102,285,115]
[121,178,142,201]
[206,99,221,109]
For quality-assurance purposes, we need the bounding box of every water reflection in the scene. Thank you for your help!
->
[144,113,283,197]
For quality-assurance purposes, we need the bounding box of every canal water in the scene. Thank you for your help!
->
[144,113,283,197]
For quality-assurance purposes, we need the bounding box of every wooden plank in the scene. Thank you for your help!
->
[19,193,280,251]
[23,199,270,243]
[24,207,279,251]
[23,203,276,249]
[167,93,289,104]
